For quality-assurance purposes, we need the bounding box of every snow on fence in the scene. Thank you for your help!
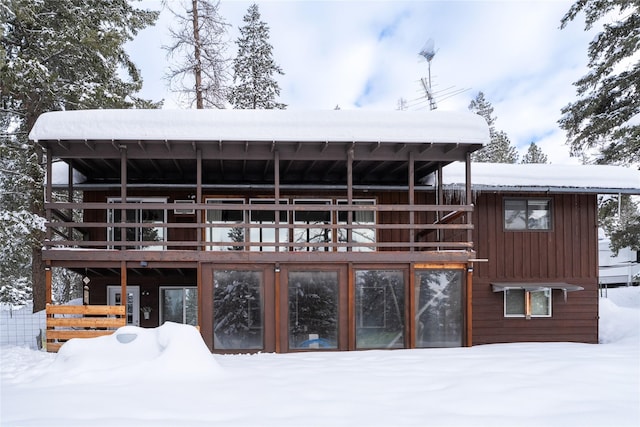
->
[0,302,46,349]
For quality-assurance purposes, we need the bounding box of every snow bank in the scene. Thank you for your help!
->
[599,287,640,345]
[43,322,222,384]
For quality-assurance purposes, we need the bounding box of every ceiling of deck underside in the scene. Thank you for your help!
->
[49,139,482,186]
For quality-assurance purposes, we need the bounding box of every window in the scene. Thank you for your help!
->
[249,199,288,252]
[355,270,404,349]
[107,198,167,250]
[288,271,338,349]
[213,270,264,349]
[415,269,463,348]
[504,288,551,318]
[293,200,332,251]
[337,199,376,252]
[504,199,551,230]
[160,287,198,325]
[206,198,245,251]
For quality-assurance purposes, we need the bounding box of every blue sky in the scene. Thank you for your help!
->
[127,0,597,164]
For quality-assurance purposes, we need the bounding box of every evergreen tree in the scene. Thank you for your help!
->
[164,0,231,108]
[521,142,549,164]
[0,0,158,311]
[229,3,286,109]
[468,92,519,163]
[559,0,639,165]
[598,195,640,254]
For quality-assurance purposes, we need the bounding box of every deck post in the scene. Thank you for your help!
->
[347,148,353,251]
[45,149,52,242]
[120,260,127,321]
[120,145,127,247]
[466,263,473,346]
[197,149,202,250]
[465,153,472,245]
[408,151,415,251]
[274,150,280,251]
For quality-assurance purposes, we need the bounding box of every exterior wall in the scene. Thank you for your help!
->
[471,192,599,344]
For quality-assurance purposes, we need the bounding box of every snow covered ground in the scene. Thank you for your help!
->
[1,287,638,427]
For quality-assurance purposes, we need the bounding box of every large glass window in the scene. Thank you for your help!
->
[288,271,338,349]
[249,199,288,252]
[505,288,551,318]
[206,198,245,251]
[415,269,463,348]
[213,270,263,349]
[108,198,166,250]
[504,199,551,230]
[160,287,198,325]
[355,270,404,349]
[338,200,376,252]
[293,200,332,251]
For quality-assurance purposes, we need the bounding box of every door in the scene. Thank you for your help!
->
[107,286,140,326]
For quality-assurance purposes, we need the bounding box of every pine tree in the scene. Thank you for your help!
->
[164,0,231,108]
[468,92,519,163]
[0,0,158,311]
[559,0,639,165]
[521,142,549,164]
[598,195,640,254]
[229,3,286,109]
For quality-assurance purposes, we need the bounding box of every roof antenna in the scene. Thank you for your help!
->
[419,39,437,111]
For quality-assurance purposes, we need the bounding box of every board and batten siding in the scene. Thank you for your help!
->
[471,192,599,344]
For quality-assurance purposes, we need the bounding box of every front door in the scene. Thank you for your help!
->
[107,286,140,326]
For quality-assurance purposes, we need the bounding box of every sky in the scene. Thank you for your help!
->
[2,287,639,426]
[125,0,599,165]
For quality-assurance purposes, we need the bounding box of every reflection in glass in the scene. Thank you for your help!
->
[206,199,245,251]
[108,199,166,250]
[338,200,376,252]
[161,287,198,325]
[213,270,263,349]
[504,199,527,230]
[288,271,338,349]
[293,200,332,251]
[250,199,288,252]
[415,270,463,348]
[355,270,404,349]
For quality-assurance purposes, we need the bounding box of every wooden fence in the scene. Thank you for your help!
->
[46,304,126,352]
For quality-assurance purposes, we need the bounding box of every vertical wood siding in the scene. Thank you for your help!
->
[472,193,599,344]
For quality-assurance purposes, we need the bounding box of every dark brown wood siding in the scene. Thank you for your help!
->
[471,192,599,344]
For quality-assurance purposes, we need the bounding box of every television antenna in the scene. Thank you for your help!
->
[419,39,437,110]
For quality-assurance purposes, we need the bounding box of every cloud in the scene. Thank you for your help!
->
[127,0,598,164]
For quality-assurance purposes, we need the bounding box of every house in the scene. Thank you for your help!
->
[29,109,640,352]
[438,162,640,344]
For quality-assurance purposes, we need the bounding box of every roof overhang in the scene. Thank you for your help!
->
[32,109,489,186]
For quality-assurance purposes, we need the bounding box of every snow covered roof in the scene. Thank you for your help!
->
[439,162,640,194]
[29,109,490,145]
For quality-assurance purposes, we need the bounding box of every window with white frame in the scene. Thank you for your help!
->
[107,198,167,250]
[205,198,245,251]
[337,199,376,252]
[504,288,552,318]
[293,199,332,251]
[160,287,198,326]
[249,199,289,252]
[504,199,552,231]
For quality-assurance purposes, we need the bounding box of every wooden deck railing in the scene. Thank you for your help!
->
[43,202,474,252]
[46,304,126,352]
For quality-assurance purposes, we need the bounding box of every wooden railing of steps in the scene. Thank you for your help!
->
[46,304,126,352]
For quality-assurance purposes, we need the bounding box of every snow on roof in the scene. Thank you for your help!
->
[439,162,640,194]
[29,109,490,145]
